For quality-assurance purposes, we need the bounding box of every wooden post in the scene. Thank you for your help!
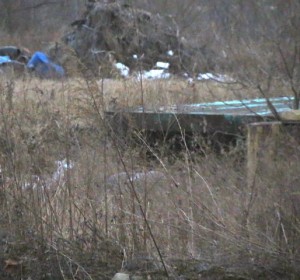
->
[247,121,282,189]
[245,120,300,255]
[243,121,282,251]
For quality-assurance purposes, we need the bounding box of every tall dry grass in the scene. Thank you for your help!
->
[0,75,299,279]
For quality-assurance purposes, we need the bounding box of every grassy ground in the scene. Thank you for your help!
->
[0,76,299,279]
[9,76,286,108]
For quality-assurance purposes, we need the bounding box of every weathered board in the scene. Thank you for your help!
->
[105,97,295,137]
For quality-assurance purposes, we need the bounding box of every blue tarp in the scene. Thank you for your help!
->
[0,56,11,65]
[27,51,65,79]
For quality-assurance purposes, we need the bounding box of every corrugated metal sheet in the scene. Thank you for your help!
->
[105,97,295,136]
[128,97,294,116]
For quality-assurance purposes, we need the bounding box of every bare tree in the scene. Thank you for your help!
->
[0,0,85,49]
[215,1,300,111]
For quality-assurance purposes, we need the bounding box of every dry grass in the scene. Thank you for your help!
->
[0,75,299,279]
[8,76,287,110]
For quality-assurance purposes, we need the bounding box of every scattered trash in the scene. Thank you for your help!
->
[0,56,11,64]
[113,57,233,82]
[184,72,235,83]
[138,69,171,80]
[27,51,65,79]
[197,72,215,80]
[155,61,170,69]
[52,159,74,183]
[62,2,214,76]
[197,73,233,82]
[0,46,22,60]
[167,50,174,56]
[114,62,130,77]
[0,46,66,79]
[0,4,225,80]
[136,60,171,79]
[0,43,232,82]
[112,273,130,280]
[0,45,29,65]
[0,4,230,82]
[0,46,28,75]
[20,159,74,191]
[21,175,44,191]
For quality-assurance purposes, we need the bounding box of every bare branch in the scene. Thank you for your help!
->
[0,1,61,16]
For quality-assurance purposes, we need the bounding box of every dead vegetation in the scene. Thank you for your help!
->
[1,1,300,278]
[0,76,299,279]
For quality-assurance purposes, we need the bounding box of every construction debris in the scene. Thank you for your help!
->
[1,3,217,79]
[27,51,65,79]
[60,2,215,77]
[0,46,65,78]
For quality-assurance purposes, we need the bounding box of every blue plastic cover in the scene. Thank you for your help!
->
[27,51,65,78]
[0,56,11,65]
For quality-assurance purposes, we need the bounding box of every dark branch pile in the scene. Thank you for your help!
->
[55,2,215,77]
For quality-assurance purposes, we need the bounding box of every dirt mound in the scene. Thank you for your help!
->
[60,2,214,77]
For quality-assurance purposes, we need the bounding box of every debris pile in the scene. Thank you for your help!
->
[1,3,220,80]
[0,46,28,75]
[0,46,65,79]
[62,2,215,77]
[27,51,65,79]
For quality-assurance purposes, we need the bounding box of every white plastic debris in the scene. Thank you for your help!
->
[19,159,74,191]
[167,50,174,56]
[138,69,171,80]
[112,273,130,280]
[197,73,235,83]
[132,54,138,60]
[197,73,214,80]
[114,62,130,77]
[213,74,235,83]
[187,77,194,84]
[52,159,74,183]
[155,61,170,69]
[21,175,44,191]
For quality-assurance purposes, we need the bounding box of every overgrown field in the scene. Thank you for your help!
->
[0,76,299,279]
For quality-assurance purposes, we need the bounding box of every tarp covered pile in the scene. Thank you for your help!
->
[0,46,27,75]
[0,46,64,78]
